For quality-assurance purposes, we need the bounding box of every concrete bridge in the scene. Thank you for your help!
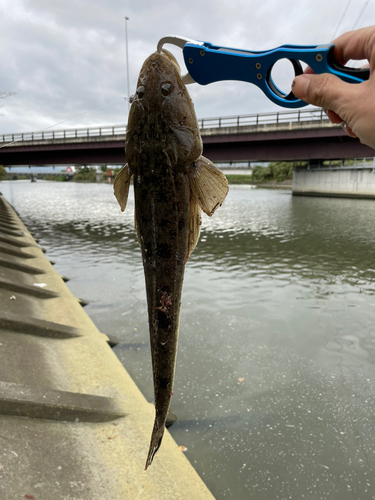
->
[1,108,374,166]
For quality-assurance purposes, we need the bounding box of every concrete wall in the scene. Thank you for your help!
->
[221,168,253,175]
[293,168,375,199]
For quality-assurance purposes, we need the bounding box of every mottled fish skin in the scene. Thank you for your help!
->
[116,49,228,470]
[126,50,203,470]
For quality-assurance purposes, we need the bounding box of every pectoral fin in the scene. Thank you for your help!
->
[113,164,132,212]
[186,192,202,262]
[187,156,228,216]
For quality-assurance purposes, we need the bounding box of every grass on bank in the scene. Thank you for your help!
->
[225,175,255,184]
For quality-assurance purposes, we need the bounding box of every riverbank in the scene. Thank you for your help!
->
[4,174,292,188]
[2,162,295,186]
[255,179,292,189]
[225,174,292,188]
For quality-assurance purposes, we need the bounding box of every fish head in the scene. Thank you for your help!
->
[126,49,202,168]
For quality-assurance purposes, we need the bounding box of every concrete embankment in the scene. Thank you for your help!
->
[255,181,292,189]
[293,168,375,198]
[0,193,214,500]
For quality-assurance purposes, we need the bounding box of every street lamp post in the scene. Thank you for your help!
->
[125,16,130,115]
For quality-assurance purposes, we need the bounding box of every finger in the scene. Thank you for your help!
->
[324,109,357,138]
[345,124,357,138]
[291,73,358,115]
[326,110,343,123]
[324,110,356,137]
[332,26,375,65]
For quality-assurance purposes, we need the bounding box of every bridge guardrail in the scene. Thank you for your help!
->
[0,108,329,144]
[197,108,327,129]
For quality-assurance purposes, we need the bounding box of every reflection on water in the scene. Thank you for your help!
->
[2,180,375,499]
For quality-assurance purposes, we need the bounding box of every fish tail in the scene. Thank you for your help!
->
[144,420,165,470]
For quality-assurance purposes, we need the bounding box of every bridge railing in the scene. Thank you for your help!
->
[0,108,328,144]
[198,108,327,129]
[0,125,128,143]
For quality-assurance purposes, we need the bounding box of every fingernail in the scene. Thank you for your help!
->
[292,74,311,98]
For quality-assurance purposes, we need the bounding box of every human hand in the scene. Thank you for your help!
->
[292,26,375,149]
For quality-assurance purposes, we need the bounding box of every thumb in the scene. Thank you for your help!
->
[292,73,356,113]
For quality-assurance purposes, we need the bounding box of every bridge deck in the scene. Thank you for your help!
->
[0,109,374,164]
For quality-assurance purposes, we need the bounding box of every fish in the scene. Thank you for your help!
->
[114,48,228,470]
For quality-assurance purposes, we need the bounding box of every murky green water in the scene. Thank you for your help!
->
[2,180,375,499]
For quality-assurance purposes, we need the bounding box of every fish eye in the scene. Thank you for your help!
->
[161,82,173,96]
[136,86,145,98]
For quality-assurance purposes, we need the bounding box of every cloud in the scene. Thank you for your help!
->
[0,0,373,134]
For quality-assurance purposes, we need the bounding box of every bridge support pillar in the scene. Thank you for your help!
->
[293,167,375,199]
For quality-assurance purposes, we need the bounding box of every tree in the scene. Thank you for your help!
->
[0,165,6,180]
[251,161,307,183]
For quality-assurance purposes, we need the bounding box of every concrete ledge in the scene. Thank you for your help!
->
[0,311,82,338]
[0,193,215,500]
[0,277,59,298]
[0,381,128,422]
[0,234,36,247]
[0,227,24,236]
[0,257,46,274]
[0,244,35,258]
[0,218,19,228]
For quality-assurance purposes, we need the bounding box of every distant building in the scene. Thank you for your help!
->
[65,166,76,174]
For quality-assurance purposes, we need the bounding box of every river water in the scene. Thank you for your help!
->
[2,180,375,499]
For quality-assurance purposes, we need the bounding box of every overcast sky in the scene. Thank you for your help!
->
[0,0,373,135]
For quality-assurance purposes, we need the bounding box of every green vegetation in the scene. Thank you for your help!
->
[43,174,69,181]
[250,165,273,183]
[321,159,374,167]
[6,174,29,180]
[251,161,307,183]
[72,167,97,182]
[225,174,254,184]
[0,165,6,180]
[225,161,307,185]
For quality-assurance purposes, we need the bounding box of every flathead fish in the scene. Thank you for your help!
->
[114,48,228,469]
